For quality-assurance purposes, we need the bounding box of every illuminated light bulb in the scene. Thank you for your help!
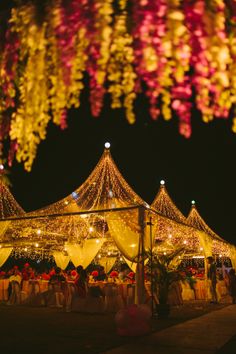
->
[98,254,101,258]
[64,248,67,251]
[0,164,4,170]
[145,203,150,209]
[80,214,87,218]
[96,239,100,244]
[64,201,69,205]
[191,200,196,205]
[219,254,222,258]
[183,240,187,244]
[120,257,123,261]
[71,191,79,200]
[0,245,2,248]
[108,190,113,198]
[37,229,41,235]
[108,252,111,256]
[105,142,111,149]
[24,248,27,252]
[89,227,94,233]
[200,247,203,251]
[168,234,172,239]
[130,244,136,248]
[160,180,165,185]
[178,256,181,259]
[35,243,39,247]
[164,252,167,255]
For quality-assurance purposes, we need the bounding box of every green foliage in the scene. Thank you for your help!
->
[146,247,185,304]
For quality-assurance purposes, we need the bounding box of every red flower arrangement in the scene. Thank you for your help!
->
[91,270,99,277]
[41,273,50,281]
[128,272,135,279]
[110,270,118,278]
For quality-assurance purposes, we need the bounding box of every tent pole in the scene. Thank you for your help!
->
[147,215,154,316]
[135,206,145,305]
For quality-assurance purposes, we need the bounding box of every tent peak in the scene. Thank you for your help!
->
[104,142,111,150]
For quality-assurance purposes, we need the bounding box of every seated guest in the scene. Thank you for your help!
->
[9,268,22,285]
[49,267,66,283]
[22,263,31,280]
[96,266,107,281]
[75,265,87,297]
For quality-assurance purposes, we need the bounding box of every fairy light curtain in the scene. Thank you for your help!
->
[187,203,230,257]
[151,182,200,253]
[0,181,24,265]
[1,0,236,171]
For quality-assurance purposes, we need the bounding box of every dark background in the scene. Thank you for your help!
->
[1,1,236,245]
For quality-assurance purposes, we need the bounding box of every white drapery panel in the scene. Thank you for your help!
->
[107,215,140,261]
[198,231,212,257]
[124,257,148,272]
[230,245,236,270]
[0,247,12,267]
[99,257,117,273]
[0,221,9,239]
[66,238,106,268]
[53,252,70,270]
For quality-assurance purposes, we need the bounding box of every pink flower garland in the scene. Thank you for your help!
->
[132,0,168,120]
[183,0,212,119]
[85,0,106,117]
[55,0,85,86]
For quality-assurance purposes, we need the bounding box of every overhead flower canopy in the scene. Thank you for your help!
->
[1,0,236,170]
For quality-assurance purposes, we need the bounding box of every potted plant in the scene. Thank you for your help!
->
[147,247,184,318]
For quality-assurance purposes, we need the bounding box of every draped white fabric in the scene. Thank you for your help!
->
[198,231,212,257]
[0,221,9,239]
[99,257,116,273]
[107,213,141,261]
[230,245,236,270]
[53,252,70,270]
[66,238,105,268]
[0,247,12,267]
[124,257,148,272]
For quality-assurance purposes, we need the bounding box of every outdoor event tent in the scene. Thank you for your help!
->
[187,201,234,266]
[151,181,201,254]
[0,180,25,266]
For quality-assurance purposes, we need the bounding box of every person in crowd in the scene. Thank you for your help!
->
[118,264,130,281]
[75,265,87,297]
[207,256,218,303]
[96,266,107,281]
[9,267,22,285]
[22,263,31,280]
[49,267,66,283]
[228,268,236,304]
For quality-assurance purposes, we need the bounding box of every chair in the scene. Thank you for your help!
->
[7,281,21,305]
[47,281,65,308]
[103,284,124,312]
[84,286,105,313]
[126,284,135,306]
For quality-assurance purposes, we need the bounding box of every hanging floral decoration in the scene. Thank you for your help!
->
[0,0,236,171]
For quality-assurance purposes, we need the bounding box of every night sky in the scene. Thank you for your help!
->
[8,87,236,246]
